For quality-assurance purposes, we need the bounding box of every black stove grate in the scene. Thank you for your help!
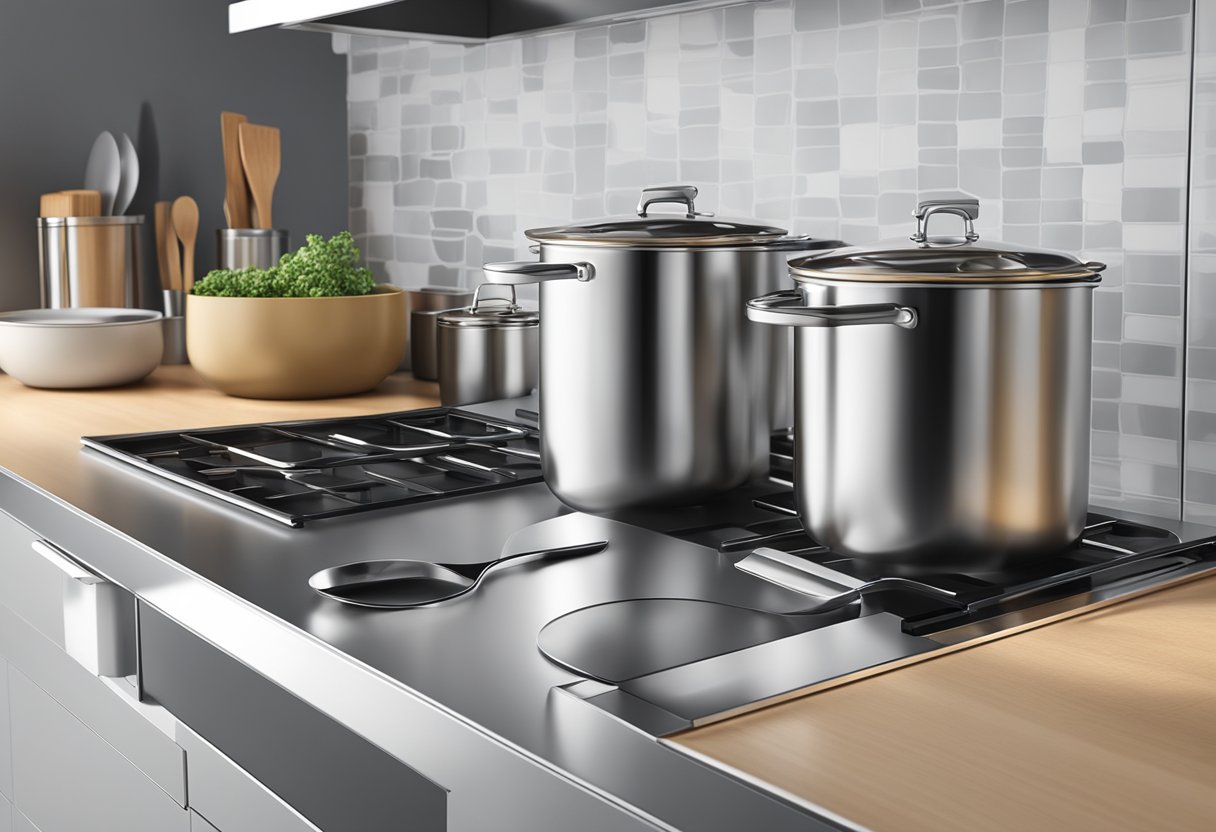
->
[83,408,543,527]
[683,487,1216,636]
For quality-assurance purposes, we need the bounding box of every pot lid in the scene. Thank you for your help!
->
[789,196,1105,284]
[524,185,789,247]
[438,286,539,328]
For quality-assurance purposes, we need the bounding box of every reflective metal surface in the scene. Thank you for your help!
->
[789,196,1106,284]
[3,390,1216,830]
[216,228,290,271]
[37,216,144,309]
[408,286,475,377]
[781,277,1097,569]
[751,201,1102,569]
[537,597,855,683]
[437,285,539,407]
[309,541,607,608]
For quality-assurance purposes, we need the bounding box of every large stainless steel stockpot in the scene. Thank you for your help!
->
[484,185,843,512]
[747,197,1105,571]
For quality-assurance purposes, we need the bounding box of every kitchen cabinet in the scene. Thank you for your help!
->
[8,667,189,832]
[0,657,11,803]
[179,727,322,832]
[0,508,313,832]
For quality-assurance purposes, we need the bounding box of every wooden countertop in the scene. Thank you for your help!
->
[674,573,1216,832]
[0,365,439,505]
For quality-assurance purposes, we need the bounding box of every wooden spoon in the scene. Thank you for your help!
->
[238,122,280,230]
[171,197,199,293]
[220,112,251,229]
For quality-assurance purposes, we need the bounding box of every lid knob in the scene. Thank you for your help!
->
[636,185,705,219]
[911,195,980,247]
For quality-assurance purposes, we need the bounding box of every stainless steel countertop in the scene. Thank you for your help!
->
[6,394,1213,831]
[0,396,858,832]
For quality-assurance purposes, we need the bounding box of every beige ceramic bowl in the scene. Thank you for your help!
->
[186,285,406,399]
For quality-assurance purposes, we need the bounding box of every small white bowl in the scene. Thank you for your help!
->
[0,308,164,389]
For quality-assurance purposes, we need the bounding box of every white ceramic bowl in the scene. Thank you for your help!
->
[0,308,164,389]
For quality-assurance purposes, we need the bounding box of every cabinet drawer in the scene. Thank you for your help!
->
[0,511,137,679]
[180,727,321,832]
[140,603,447,832]
[8,668,189,832]
[0,603,186,805]
[0,511,60,648]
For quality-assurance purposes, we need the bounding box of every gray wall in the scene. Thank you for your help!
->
[343,0,1209,523]
[0,0,348,312]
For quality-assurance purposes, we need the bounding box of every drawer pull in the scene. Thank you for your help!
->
[30,539,135,678]
[31,539,103,584]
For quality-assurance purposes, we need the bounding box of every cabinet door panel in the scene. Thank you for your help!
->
[0,512,61,648]
[180,727,321,832]
[8,669,189,832]
[0,792,12,832]
[10,810,33,832]
[0,656,11,802]
[0,603,185,804]
[190,810,222,832]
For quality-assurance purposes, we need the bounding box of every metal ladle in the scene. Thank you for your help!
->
[309,541,608,609]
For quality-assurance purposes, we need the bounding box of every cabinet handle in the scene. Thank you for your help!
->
[31,539,104,585]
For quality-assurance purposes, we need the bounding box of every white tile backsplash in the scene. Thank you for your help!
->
[345,0,1211,521]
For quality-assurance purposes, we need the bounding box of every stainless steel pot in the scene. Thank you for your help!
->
[483,185,843,512]
[437,285,539,407]
[747,197,1105,571]
[408,286,475,378]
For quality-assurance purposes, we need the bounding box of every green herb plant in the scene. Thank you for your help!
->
[192,231,376,298]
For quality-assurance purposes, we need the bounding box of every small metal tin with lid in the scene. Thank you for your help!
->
[437,285,539,407]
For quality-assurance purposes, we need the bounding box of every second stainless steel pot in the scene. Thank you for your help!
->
[748,197,1104,571]
[484,185,843,512]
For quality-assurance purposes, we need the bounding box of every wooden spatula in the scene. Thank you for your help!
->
[39,190,102,217]
[220,112,251,229]
[154,201,173,291]
[171,197,199,293]
[238,122,280,230]
[163,206,183,293]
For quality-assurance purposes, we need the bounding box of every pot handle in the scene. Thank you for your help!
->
[747,290,918,329]
[483,261,595,284]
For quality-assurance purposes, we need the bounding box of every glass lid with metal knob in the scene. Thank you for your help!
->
[789,196,1106,284]
[524,185,791,247]
[437,285,539,328]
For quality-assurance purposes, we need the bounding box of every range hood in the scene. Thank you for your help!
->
[229,0,750,41]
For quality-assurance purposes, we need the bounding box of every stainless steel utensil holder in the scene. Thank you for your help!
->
[161,290,188,364]
[217,228,290,270]
[38,215,144,309]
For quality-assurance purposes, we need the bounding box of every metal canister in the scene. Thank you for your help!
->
[217,228,290,270]
[408,286,475,378]
[436,285,539,407]
[38,216,143,309]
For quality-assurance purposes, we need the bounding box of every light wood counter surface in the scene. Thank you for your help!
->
[0,364,439,505]
[674,573,1216,832]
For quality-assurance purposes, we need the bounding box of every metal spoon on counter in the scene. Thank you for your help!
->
[308,541,609,609]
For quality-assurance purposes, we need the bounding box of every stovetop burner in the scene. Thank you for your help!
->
[83,408,543,526]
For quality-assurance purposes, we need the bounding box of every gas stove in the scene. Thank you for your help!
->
[84,404,1216,736]
[83,407,543,526]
